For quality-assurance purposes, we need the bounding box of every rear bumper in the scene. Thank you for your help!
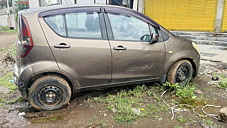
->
[13,64,34,100]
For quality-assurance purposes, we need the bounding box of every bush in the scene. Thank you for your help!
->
[14,0,29,22]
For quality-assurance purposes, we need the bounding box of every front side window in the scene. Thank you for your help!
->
[108,13,151,41]
[44,11,102,39]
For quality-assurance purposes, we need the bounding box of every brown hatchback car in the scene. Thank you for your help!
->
[14,5,200,110]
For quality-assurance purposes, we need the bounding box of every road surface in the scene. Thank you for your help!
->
[199,44,227,64]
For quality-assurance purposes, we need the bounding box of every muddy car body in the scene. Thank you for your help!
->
[13,5,200,110]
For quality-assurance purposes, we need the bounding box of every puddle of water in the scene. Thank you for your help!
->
[30,115,63,123]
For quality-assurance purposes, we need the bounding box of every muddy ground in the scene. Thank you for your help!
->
[1,32,227,128]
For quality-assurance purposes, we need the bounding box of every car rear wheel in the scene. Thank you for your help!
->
[28,75,71,111]
[167,60,193,87]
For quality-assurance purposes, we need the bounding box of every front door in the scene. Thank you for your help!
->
[105,11,165,83]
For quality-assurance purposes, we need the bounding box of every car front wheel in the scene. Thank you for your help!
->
[28,75,71,111]
[167,60,193,87]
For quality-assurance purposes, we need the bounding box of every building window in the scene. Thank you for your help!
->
[111,0,132,8]
[0,0,12,9]
[40,0,62,6]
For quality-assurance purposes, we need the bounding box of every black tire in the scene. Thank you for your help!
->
[167,60,193,87]
[28,75,71,111]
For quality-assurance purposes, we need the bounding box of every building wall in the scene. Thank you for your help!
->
[0,14,15,27]
[144,0,217,32]
[222,1,227,32]
[29,0,75,8]
[29,0,40,8]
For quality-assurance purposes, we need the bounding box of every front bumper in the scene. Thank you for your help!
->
[193,53,201,78]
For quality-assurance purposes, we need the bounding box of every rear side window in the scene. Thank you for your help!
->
[44,12,102,39]
[66,12,101,38]
[44,15,66,36]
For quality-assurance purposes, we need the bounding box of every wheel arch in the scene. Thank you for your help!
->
[165,58,197,78]
[26,72,76,98]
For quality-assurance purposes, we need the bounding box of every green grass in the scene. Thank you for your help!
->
[0,26,16,33]
[6,97,23,104]
[93,82,209,124]
[0,71,22,105]
[0,72,17,93]
[177,116,187,124]
[146,104,169,114]
[0,103,4,107]
[94,85,169,123]
[212,73,227,89]
[164,82,198,106]
[0,47,16,56]
[218,77,227,89]
[203,119,213,126]
[9,48,16,57]
[0,98,6,103]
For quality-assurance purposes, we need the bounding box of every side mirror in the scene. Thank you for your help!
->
[151,34,159,43]
[140,34,159,43]
[140,34,152,42]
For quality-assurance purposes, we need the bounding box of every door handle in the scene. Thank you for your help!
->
[113,45,127,51]
[54,43,71,49]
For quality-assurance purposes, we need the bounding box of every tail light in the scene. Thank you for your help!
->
[19,16,33,58]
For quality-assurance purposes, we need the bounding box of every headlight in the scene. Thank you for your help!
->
[192,42,200,54]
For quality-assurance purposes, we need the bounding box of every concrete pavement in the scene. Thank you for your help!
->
[171,31,227,64]
[199,44,227,64]
[172,31,227,46]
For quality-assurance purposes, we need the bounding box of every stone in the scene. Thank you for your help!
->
[103,113,107,117]
[158,117,163,121]
[195,90,204,95]
[111,108,117,113]
[207,81,220,85]
[219,107,227,123]
[18,112,25,116]
[201,123,209,128]
[132,108,140,115]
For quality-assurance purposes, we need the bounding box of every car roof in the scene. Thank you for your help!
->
[20,4,160,29]
[20,4,125,14]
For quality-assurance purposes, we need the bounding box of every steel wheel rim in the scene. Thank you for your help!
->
[176,66,189,83]
[38,85,62,105]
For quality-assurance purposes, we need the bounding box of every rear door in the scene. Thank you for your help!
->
[104,8,166,83]
[39,7,112,87]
